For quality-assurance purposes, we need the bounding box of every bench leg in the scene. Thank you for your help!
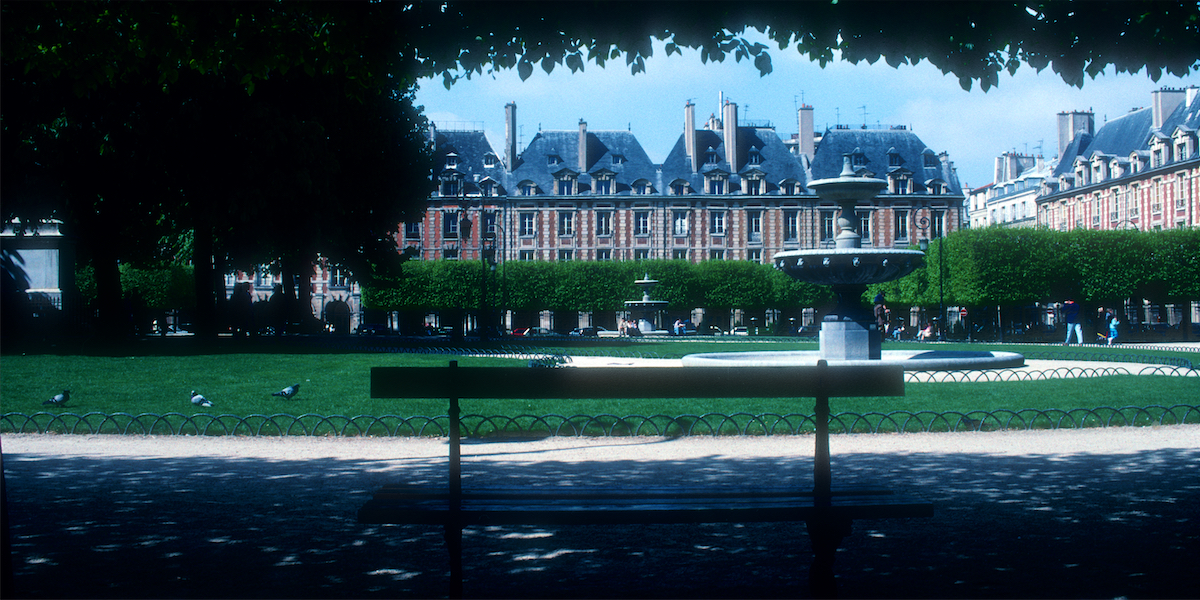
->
[444,522,463,599]
[806,517,852,598]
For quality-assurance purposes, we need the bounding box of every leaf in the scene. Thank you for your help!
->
[517,58,533,80]
[753,52,772,76]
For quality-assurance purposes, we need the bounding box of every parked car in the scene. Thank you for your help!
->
[570,326,617,337]
[514,326,554,337]
[731,326,749,336]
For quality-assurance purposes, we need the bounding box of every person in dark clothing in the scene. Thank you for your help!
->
[1063,299,1082,345]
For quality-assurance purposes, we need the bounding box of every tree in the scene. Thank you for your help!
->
[3,2,433,336]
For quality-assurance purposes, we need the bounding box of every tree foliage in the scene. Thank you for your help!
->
[425,2,1199,91]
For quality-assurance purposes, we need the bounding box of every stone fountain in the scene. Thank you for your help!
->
[625,274,669,335]
[684,156,1022,370]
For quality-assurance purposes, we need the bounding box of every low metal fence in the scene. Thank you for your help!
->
[4,405,1197,437]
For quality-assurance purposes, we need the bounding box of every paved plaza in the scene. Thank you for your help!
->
[4,424,1198,599]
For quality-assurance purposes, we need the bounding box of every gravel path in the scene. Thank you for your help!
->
[4,426,1199,598]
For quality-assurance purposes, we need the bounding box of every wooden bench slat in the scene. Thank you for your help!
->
[369,484,902,500]
[371,365,904,400]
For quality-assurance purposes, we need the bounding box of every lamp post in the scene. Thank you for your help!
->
[916,214,946,340]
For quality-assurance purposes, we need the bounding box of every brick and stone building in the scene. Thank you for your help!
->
[405,99,966,267]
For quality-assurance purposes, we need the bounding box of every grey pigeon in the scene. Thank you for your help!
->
[44,389,70,406]
[272,383,300,399]
[190,390,213,408]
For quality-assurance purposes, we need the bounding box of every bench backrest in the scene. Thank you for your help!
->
[371,362,904,400]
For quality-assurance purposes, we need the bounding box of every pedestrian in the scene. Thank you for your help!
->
[1107,310,1120,345]
[1062,299,1083,345]
[873,293,887,333]
[673,318,685,336]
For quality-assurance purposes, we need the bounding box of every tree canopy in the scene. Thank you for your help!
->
[4,1,1197,337]
[424,2,1199,91]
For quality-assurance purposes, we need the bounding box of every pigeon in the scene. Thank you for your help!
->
[190,390,213,408]
[272,383,300,399]
[44,389,70,406]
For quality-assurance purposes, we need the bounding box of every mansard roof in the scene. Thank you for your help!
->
[510,129,658,194]
[660,126,807,193]
[432,130,506,191]
[812,128,962,194]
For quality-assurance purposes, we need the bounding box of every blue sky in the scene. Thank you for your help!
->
[416,31,1197,190]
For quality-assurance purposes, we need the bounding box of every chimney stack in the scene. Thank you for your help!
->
[505,102,518,172]
[797,105,815,161]
[1057,110,1094,160]
[722,100,738,171]
[1152,87,1186,130]
[685,102,697,173]
[578,119,588,173]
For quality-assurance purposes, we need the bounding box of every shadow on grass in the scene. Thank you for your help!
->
[3,442,1197,598]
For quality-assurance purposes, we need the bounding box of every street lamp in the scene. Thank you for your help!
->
[916,214,946,341]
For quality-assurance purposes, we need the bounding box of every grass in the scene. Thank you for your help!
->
[2,339,1197,435]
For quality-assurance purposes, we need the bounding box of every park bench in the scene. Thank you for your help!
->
[360,360,933,598]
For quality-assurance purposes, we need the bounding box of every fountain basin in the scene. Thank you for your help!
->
[774,248,926,286]
[682,350,1025,371]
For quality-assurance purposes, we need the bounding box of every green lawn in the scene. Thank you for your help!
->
[2,341,1196,435]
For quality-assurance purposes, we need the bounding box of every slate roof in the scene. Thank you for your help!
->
[1054,92,1200,176]
[432,130,507,194]
[509,129,659,194]
[811,128,962,194]
[659,127,808,194]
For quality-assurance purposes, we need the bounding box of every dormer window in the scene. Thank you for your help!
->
[445,153,459,169]
[780,180,798,195]
[441,179,460,196]
[923,150,939,168]
[548,154,562,167]
[633,180,652,195]
[594,178,612,195]
[887,148,902,167]
[480,181,495,197]
[557,176,575,195]
[520,181,537,196]
[670,181,688,195]
[611,155,626,165]
[748,148,763,166]
[483,153,498,168]
[705,148,720,165]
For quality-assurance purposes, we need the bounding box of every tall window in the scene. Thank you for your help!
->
[596,249,612,261]
[594,179,612,195]
[558,212,574,236]
[932,211,945,238]
[821,211,836,244]
[443,248,459,260]
[444,212,460,238]
[858,211,872,243]
[747,249,762,263]
[784,211,799,241]
[708,178,725,195]
[673,249,689,260]
[634,249,649,260]
[404,221,421,239]
[747,211,762,243]
[558,250,573,261]
[894,210,909,241]
[634,211,650,236]
[519,213,535,237]
[673,211,689,236]
[557,177,574,195]
[519,250,534,261]
[710,211,726,235]
[746,179,761,195]
[709,249,725,260]
[596,212,613,236]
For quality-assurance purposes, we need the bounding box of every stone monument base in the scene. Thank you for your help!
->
[819,320,881,361]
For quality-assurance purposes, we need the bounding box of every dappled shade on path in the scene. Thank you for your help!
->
[3,434,1197,598]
